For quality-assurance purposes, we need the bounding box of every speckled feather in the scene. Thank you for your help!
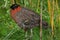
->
[10,4,48,31]
[11,7,40,29]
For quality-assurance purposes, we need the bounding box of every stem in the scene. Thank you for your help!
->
[51,0,54,39]
[25,31,28,40]
[29,29,33,40]
[11,0,16,4]
[40,1,43,40]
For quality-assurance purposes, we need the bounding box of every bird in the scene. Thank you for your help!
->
[10,4,48,40]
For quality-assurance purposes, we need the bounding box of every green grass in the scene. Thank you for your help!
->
[0,0,60,40]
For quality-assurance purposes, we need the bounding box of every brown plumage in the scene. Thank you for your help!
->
[10,4,48,31]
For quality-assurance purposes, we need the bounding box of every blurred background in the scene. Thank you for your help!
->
[0,0,60,40]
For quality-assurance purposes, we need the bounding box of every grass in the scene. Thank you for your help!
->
[0,0,60,40]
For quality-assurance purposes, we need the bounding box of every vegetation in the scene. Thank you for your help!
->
[0,0,60,40]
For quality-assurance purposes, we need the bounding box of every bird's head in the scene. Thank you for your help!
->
[10,4,21,16]
[10,4,20,10]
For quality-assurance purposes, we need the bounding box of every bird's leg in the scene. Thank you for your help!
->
[29,29,33,40]
[25,31,28,40]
